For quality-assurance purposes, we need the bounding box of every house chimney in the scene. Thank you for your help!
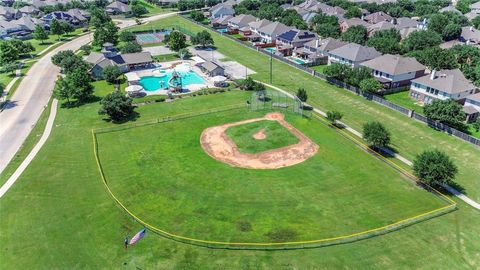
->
[315,39,319,48]
[430,69,436,80]
[470,26,474,31]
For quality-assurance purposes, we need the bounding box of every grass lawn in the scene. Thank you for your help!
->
[127,16,480,202]
[139,0,175,16]
[226,119,299,153]
[0,86,479,268]
[95,108,447,243]
[384,91,424,114]
[153,53,179,62]
[310,64,327,74]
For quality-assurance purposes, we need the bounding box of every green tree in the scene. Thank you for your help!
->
[428,13,449,35]
[366,28,402,54]
[239,77,264,91]
[0,41,19,64]
[403,30,442,51]
[360,78,383,93]
[413,149,457,186]
[345,66,372,87]
[93,21,119,46]
[473,16,480,30]
[79,44,92,54]
[326,111,343,125]
[455,0,470,14]
[51,50,76,66]
[53,76,74,103]
[33,25,49,45]
[296,88,308,102]
[131,4,148,17]
[168,31,187,51]
[472,118,480,132]
[2,62,22,74]
[442,23,461,41]
[407,47,458,70]
[119,31,136,42]
[178,48,192,59]
[120,42,142,53]
[424,99,466,130]
[190,10,205,22]
[8,39,34,56]
[192,30,214,48]
[341,25,368,45]
[98,91,135,122]
[345,6,362,18]
[66,67,94,101]
[103,65,122,83]
[50,19,64,41]
[61,22,75,36]
[315,23,340,38]
[362,121,391,148]
[89,8,111,28]
[323,63,352,81]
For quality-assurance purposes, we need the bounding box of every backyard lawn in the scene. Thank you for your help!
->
[127,16,480,202]
[0,88,479,268]
[310,64,327,74]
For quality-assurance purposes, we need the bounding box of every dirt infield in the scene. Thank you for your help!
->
[200,113,319,169]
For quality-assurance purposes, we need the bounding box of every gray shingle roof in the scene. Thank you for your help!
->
[258,21,291,37]
[412,69,477,94]
[201,61,223,72]
[329,43,381,62]
[466,92,480,102]
[360,54,425,75]
[249,19,271,30]
[228,14,256,27]
[364,11,393,24]
[120,52,153,64]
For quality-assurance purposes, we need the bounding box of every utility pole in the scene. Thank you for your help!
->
[269,51,273,84]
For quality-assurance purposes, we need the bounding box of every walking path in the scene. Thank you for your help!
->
[263,82,480,210]
[0,99,57,198]
[0,76,20,104]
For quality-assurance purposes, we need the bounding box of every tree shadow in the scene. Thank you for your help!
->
[446,182,467,195]
[60,96,102,109]
[102,111,140,124]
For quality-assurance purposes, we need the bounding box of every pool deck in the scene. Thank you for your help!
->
[129,60,216,96]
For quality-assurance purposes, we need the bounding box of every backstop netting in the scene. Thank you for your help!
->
[247,89,311,118]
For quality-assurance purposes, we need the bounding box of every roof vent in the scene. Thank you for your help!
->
[430,69,436,80]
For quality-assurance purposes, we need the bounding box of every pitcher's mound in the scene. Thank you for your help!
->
[200,113,318,169]
[252,129,267,140]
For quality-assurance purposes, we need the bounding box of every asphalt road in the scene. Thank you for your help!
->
[0,12,177,174]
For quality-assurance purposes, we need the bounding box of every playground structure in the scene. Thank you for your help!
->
[168,70,183,92]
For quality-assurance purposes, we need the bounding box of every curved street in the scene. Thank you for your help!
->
[0,12,177,174]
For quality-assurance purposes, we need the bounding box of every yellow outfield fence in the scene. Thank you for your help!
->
[91,108,457,250]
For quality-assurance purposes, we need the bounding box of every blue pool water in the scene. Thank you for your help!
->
[140,69,206,91]
[217,28,228,33]
[287,57,306,65]
[264,47,276,54]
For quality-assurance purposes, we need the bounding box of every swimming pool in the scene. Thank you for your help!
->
[217,28,228,33]
[264,47,276,54]
[287,56,306,65]
[139,65,206,91]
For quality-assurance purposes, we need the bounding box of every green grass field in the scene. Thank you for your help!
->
[226,120,299,153]
[0,87,479,268]
[127,16,480,202]
[95,109,448,244]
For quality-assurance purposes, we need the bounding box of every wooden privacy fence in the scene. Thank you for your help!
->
[180,16,480,147]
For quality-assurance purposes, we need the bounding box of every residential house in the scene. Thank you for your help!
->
[439,5,462,14]
[463,93,480,122]
[367,21,395,37]
[460,26,480,47]
[363,11,393,24]
[328,43,381,67]
[211,15,232,29]
[294,37,347,64]
[0,6,19,21]
[340,18,370,32]
[67,8,90,24]
[247,18,271,42]
[86,44,153,78]
[106,1,131,15]
[227,14,257,30]
[0,14,43,39]
[360,54,425,88]
[18,6,40,17]
[410,69,478,104]
[209,3,235,19]
[200,61,225,76]
[464,11,478,21]
[276,29,317,56]
[257,21,292,43]
[302,11,318,25]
